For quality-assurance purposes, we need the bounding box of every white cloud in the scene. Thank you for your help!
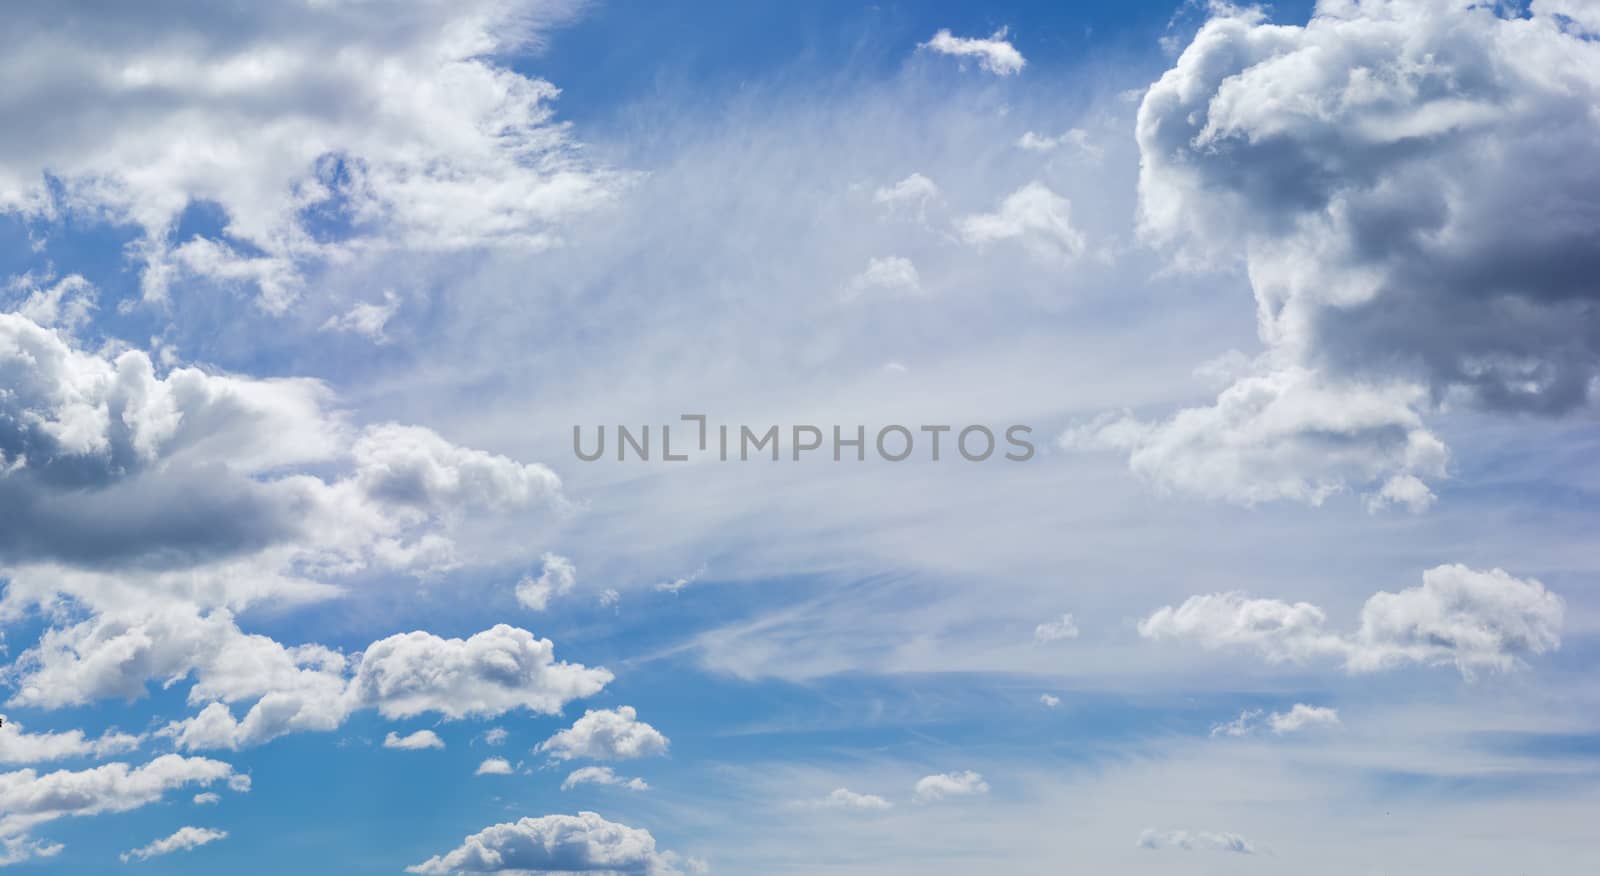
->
[482,728,508,746]
[871,173,941,221]
[561,766,649,792]
[383,730,445,751]
[7,273,96,331]
[407,812,687,875]
[913,770,989,803]
[0,755,238,862]
[1077,0,1600,507]
[1015,128,1102,160]
[920,29,1026,76]
[844,256,922,299]
[192,792,220,806]
[1063,367,1447,508]
[959,182,1085,264]
[0,722,141,765]
[1268,704,1341,735]
[0,311,570,630]
[538,706,669,762]
[1141,565,1564,677]
[517,553,577,612]
[1039,694,1061,709]
[320,290,400,342]
[139,621,608,752]
[354,625,610,721]
[474,757,514,776]
[655,567,705,595]
[1138,1,1600,412]
[120,826,227,863]
[1211,704,1341,737]
[0,1,623,310]
[805,787,892,811]
[1138,828,1255,854]
[1033,613,1079,643]
[1209,709,1261,738]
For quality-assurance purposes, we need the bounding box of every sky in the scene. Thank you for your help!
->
[0,0,1598,873]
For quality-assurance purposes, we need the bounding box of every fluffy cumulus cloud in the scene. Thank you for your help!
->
[120,826,227,863]
[561,766,649,793]
[0,755,240,864]
[0,0,623,310]
[0,722,140,765]
[1141,0,1600,412]
[153,623,611,751]
[919,28,1026,76]
[1033,613,1079,643]
[538,707,669,762]
[407,812,688,875]
[475,758,515,777]
[517,553,578,612]
[912,770,989,803]
[1077,0,1600,507]
[1138,828,1255,854]
[0,310,567,622]
[383,730,445,751]
[958,182,1085,265]
[1064,368,1447,509]
[1141,564,1564,677]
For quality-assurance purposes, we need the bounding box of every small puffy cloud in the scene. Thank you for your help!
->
[120,826,227,863]
[517,553,577,612]
[1138,828,1255,854]
[805,787,892,811]
[959,182,1085,264]
[321,291,400,342]
[919,28,1026,76]
[406,812,687,875]
[482,728,508,746]
[192,792,220,806]
[1016,129,1103,160]
[474,757,514,776]
[844,256,922,299]
[561,766,649,792]
[383,730,445,751]
[1033,613,1079,643]
[353,425,563,517]
[655,566,704,595]
[913,770,989,803]
[872,173,941,221]
[1141,565,1563,678]
[538,707,669,762]
[1268,704,1341,735]
[1211,704,1340,737]
[1039,694,1061,708]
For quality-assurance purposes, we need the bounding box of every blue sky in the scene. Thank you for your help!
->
[0,0,1598,873]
